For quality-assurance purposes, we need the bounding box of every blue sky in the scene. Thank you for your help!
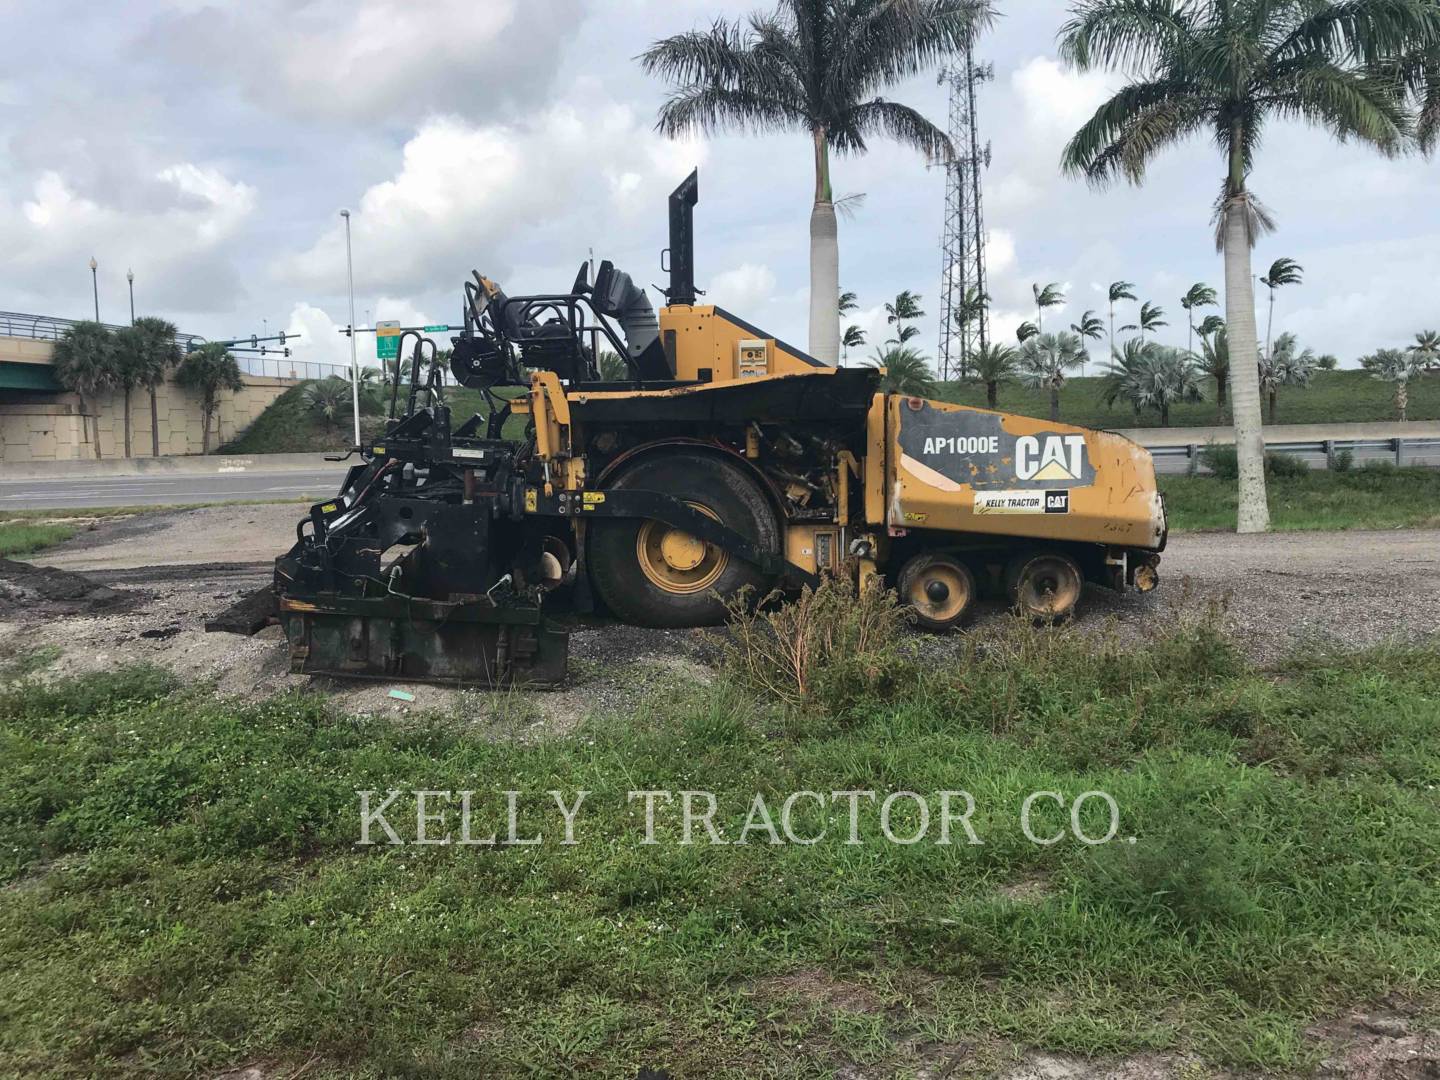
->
[1,0,1436,374]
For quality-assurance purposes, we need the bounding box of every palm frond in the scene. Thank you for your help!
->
[1061,79,1212,184]
[1058,0,1192,72]
[844,98,953,159]
[655,85,808,139]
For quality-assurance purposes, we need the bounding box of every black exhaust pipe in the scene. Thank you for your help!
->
[666,169,698,306]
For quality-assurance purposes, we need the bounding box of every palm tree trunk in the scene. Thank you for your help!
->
[1187,315,1193,354]
[1216,375,1227,410]
[122,386,133,458]
[1223,190,1270,533]
[987,381,997,409]
[82,393,102,460]
[1268,390,1277,425]
[1265,289,1275,362]
[1049,384,1060,422]
[807,129,839,366]
[1162,403,1170,427]
[202,398,213,455]
[1108,303,1114,363]
[1397,381,1408,423]
[150,388,161,457]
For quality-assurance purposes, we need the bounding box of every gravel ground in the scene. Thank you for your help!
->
[2,508,1437,728]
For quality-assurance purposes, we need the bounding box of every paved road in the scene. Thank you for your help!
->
[0,468,347,510]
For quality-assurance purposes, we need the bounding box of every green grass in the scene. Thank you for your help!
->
[3,608,1439,1077]
[0,523,75,558]
[1161,464,1440,531]
[933,368,1440,429]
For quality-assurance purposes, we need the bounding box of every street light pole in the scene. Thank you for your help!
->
[89,257,99,322]
[340,209,361,446]
[126,268,135,325]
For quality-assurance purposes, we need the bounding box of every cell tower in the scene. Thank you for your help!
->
[936,43,993,381]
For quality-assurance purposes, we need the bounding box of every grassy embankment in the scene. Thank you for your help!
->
[2,591,1439,1077]
[1161,464,1440,531]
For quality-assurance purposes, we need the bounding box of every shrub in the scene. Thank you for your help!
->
[1199,442,1309,479]
[1331,448,1354,472]
[721,575,913,713]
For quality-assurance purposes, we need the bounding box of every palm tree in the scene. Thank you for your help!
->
[1015,321,1039,344]
[123,317,182,458]
[1060,1,1432,534]
[109,329,148,459]
[1315,353,1340,371]
[642,1,992,365]
[1126,301,1167,340]
[1032,282,1065,334]
[1196,314,1225,342]
[1180,283,1218,353]
[1364,347,1427,421]
[1100,338,1152,418]
[957,286,990,331]
[175,343,245,454]
[1198,327,1231,418]
[841,324,867,362]
[865,345,937,397]
[838,290,858,318]
[1103,342,1204,426]
[885,290,925,345]
[1413,329,1440,368]
[1069,309,1104,375]
[51,321,115,460]
[1258,332,1316,424]
[1259,257,1303,361]
[1019,331,1087,422]
[598,350,629,381]
[1106,280,1137,360]
[969,342,1017,409]
[303,377,354,429]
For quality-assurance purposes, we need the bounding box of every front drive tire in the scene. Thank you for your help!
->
[587,451,780,628]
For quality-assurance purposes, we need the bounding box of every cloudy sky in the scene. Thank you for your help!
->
[2,0,1436,376]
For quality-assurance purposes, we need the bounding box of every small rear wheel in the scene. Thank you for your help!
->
[1006,550,1083,623]
[898,553,976,632]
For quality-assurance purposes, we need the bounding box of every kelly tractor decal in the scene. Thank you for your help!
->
[897,402,1096,491]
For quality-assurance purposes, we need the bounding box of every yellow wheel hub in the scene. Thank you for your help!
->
[636,503,728,595]
[907,563,971,624]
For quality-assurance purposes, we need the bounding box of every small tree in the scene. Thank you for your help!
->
[865,345,937,397]
[1019,331,1087,421]
[125,317,183,458]
[1315,353,1340,371]
[1364,348,1426,421]
[1198,327,1231,417]
[969,342,1017,409]
[1413,329,1440,368]
[1106,280,1137,359]
[51,321,116,460]
[1260,258,1303,360]
[1103,342,1204,426]
[1069,309,1104,376]
[841,325,867,362]
[1015,320,1039,344]
[598,350,629,380]
[175,343,245,454]
[1258,332,1316,423]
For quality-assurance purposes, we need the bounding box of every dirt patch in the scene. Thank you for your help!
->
[1311,1003,1440,1079]
[755,968,885,1016]
[0,557,138,618]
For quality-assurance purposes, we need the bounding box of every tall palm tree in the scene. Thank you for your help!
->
[124,317,182,458]
[1196,314,1225,343]
[1059,0,1433,533]
[51,321,116,460]
[1125,301,1168,340]
[1032,282,1065,334]
[110,329,148,459]
[1198,326,1231,418]
[865,345,937,396]
[1106,280,1137,361]
[642,0,993,365]
[1015,321,1039,344]
[1258,331,1316,423]
[1069,309,1104,375]
[841,324,867,362]
[1180,282,1218,353]
[969,341,1017,409]
[885,290,925,346]
[1365,347,1427,420]
[838,290,858,318]
[175,343,245,454]
[1259,257,1303,361]
[1018,331,1088,421]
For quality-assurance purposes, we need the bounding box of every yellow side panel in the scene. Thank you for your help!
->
[659,305,828,381]
[864,393,887,525]
[886,397,1166,550]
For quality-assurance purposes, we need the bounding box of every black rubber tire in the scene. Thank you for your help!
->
[588,451,780,628]
[1004,549,1084,623]
[898,553,977,632]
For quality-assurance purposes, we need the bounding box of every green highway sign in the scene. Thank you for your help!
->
[375,320,402,360]
[424,324,450,333]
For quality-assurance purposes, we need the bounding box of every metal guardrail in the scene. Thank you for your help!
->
[1152,437,1440,473]
[235,355,354,382]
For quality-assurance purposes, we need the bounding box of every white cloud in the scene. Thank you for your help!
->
[278,106,705,298]
[1011,57,1117,148]
[707,263,777,312]
[145,0,585,124]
